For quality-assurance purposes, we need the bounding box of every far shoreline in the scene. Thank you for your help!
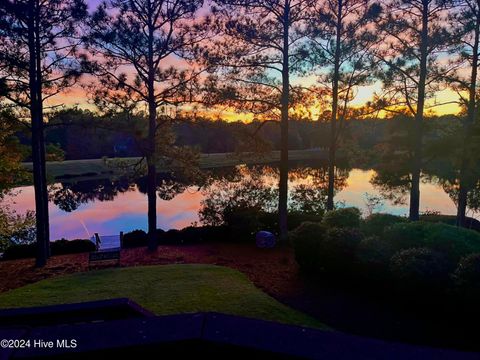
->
[21,149,336,184]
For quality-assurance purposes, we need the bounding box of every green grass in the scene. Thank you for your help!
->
[0,264,325,328]
[21,149,329,183]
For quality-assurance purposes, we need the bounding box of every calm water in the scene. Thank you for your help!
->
[4,165,457,240]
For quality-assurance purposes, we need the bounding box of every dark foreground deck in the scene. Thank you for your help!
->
[0,298,478,359]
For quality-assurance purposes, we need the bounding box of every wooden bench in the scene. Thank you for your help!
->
[89,249,121,268]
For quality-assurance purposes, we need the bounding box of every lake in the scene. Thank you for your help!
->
[4,162,458,241]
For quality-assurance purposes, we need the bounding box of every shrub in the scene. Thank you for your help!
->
[319,227,363,273]
[356,235,396,268]
[384,222,480,261]
[287,212,322,230]
[2,243,36,260]
[50,239,95,255]
[256,211,323,232]
[389,248,454,292]
[361,213,407,237]
[290,222,326,273]
[420,214,480,232]
[157,226,229,245]
[122,229,148,248]
[453,253,480,296]
[322,207,361,229]
[223,206,264,239]
[2,239,95,260]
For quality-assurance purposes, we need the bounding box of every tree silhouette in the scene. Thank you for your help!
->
[308,0,381,210]
[203,0,314,240]
[85,0,206,250]
[376,0,453,220]
[0,0,87,266]
[449,0,480,226]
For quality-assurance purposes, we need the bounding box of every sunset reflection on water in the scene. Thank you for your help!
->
[5,168,457,240]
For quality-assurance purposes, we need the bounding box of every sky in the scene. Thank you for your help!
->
[51,0,462,121]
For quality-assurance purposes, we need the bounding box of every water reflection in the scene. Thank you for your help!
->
[6,162,460,239]
[49,178,134,212]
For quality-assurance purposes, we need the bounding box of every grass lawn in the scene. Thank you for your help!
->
[0,264,325,328]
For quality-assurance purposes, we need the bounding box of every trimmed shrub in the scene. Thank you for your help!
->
[356,235,396,268]
[223,206,265,239]
[158,226,229,245]
[361,213,407,237]
[319,227,363,273]
[384,222,480,261]
[290,222,326,273]
[218,207,324,241]
[50,239,95,255]
[389,248,454,292]
[453,253,480,296]
[122,229,148,248]
[287,212,323,231]
[322,207,361,229]
[3,239,95,260]
[2,243,36,260]
[420,214,480,232]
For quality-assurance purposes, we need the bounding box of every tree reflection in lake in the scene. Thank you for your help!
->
[199,163,349,227]
[9,161,465,240]
[48,171,198,212]
[48,178,134,212]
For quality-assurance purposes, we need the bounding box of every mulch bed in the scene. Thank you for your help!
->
[2,243,479,351]
[0,243,304,299]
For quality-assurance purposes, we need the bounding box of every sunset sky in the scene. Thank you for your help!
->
[50,0,463,121]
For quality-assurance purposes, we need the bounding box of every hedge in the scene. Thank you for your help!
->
[322,207,361,229]
[2,239,95,260]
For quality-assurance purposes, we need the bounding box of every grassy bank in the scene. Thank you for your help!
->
[21,149,329,182]
[0,264,324,328]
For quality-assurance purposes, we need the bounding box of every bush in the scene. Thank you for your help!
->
[223,206,265,239]
[420,214,480,232]
[389,248,454,292]
[356,235,396,268]
[2,243,36,260]
[3,239,95,260]
[319,227,363,273]
[361,213,407,237]
[453,253,480,296]
[290,222,326,273]
[287,212,323,231]
[290,223,363,275]
[384,222,480,261]
[50,239,95,255]
[158,226,229,245]
[122,230,148,248]
[322,207,361,229]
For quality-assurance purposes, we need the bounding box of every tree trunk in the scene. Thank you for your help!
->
[278,1,290,241]
[327,0,343,212]
[147,8,157,251]
[409,2,428,221]
[29,1,49,267]
[456,10,480,227]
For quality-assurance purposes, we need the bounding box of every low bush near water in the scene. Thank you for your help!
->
[453,253,480,297]
[2,239,95,260]
[383,222,480,261]
[290,222,326,273]
[121,229,148,248]
[320,227,362,274]
[122,226,230,247]
[291,208,480,299]
[389,248,454,292]
[321,207,361,229]
[361,213,407,237]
